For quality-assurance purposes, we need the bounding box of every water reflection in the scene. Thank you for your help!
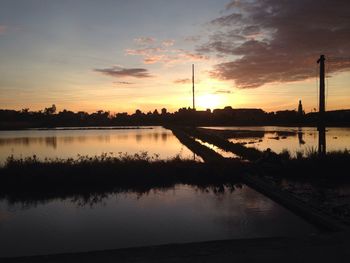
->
[298,128,305,145]
[45,137,57,149]
[194,138,239,158]
[161,132,168,142]
[0,133,170,148]
[0,184,319,258]
[318,126,326,155]
[208,127,350,156]
[0,127,194,164]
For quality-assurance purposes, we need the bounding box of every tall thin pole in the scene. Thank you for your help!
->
[317,55,326,155]
[192,64,195,110]
[317,55,326,124]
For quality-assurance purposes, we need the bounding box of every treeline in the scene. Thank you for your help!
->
[1,105,350,129]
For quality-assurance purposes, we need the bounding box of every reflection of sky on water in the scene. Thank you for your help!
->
[194,138,239,158]
[204,127,350,156]
[0,127,195,164]
[1,126,348,162]
[0,185,319,257]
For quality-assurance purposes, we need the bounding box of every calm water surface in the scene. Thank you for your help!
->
[2,126,349,163]
[0,184,319,257]
[204,126,350,155]
[0,127,195,164]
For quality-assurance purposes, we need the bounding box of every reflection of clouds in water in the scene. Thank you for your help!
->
[0,137,58,149]
[0,127,196,162]
[135,132,168,142]
[0,135,113,149]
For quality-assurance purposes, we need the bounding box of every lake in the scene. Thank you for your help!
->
[0,184,319,258]
[0,127,196,165]
[1,126,348,165]
[203,126,350,156]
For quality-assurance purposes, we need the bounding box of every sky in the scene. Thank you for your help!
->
[0,0,349,114]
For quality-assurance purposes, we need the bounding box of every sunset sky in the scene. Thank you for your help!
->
[0,0,349,114]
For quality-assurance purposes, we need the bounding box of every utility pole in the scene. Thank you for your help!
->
[317,55,326,155]
[317,55,325,124]
[192,64,195,110]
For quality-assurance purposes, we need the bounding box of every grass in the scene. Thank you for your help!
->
[0,152,245,204]
[258,148,350,179]
[1,138,349,206]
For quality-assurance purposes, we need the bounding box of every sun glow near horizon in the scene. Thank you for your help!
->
[196,93,224,111]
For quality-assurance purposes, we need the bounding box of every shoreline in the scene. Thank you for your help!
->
[1,124,350,131]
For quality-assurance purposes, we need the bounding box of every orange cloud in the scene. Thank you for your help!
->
[126,37,208,65]
[162,39,175,47]
[173,78,191,84]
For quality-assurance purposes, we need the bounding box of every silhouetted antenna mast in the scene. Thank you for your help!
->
[317,55,325,122]
[192,64,195,110]
[317,54,326,155]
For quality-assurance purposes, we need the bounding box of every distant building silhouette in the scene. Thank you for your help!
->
[298,100,304,116]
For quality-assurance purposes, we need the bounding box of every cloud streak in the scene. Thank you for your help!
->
[173,78,191,84]
[113,81,134,85]
[94,66,152,78]
[198,0,350,88]
[134,37,156,45]
[126,38,208,65]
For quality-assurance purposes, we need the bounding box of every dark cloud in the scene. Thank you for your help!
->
[199,0,350,88]
[173,78,191,84]
[113,81,134,85]
[94,66,152,78]
[211,13,242,27]
[173,78,201,84]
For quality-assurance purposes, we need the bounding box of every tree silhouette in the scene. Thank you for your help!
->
[44,104,56,115]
